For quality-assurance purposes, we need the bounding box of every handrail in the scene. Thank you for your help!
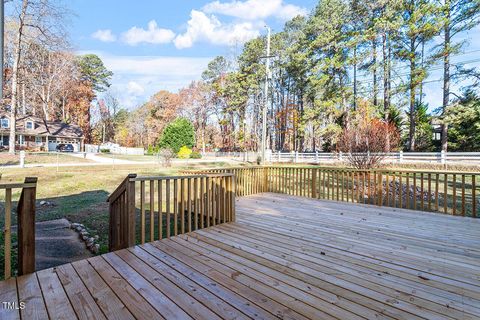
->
[1,177,38,280]
[108,173,236,251]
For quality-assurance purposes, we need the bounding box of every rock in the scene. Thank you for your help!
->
[82,235,88,241]
[40,200,46,206]
[94,235,99,240]
[71,223,79,229]
[75,226,83,232]
[91,244,100,254]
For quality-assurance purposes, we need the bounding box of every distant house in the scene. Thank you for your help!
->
[0,113,84,152]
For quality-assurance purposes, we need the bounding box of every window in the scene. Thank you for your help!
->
[433,132,441,141]
[35,136,42,145]
[1,118,9,128]
[26,121,34,130]
[19,135,25,145]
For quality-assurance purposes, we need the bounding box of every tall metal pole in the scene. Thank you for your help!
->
[261,26,270,164]
[0,0,4,101]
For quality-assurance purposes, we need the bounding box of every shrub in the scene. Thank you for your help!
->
[337,119,400,169]
[159,148,175,167]
[177,146,192,159]
[158,118,195,153]
[190,151,202,159]
[100,148,110,153]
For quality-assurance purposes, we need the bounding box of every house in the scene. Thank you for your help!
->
[0,113,84,152]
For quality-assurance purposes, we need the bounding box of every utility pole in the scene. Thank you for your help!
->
[261,26,271,164]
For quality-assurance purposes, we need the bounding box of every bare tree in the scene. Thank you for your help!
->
[6,0,70,153]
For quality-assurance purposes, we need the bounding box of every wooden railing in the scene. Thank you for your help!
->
[185,167,479,218]
[107,173,236,251]
[1,177,38,280]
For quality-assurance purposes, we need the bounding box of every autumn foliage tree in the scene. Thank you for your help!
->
[337,103,400,169]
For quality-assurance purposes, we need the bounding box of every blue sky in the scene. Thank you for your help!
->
[69,0,480,111]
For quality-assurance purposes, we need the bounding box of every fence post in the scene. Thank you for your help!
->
[278,152,281,162]
[440,150,446,165]
[17,177,37,275]
[20,150,25,168]
[295,151,299,163]
[339,151,343,162]
[315,151,319,163]
[399,151,403,163]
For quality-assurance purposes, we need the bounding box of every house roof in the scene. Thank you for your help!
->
[0,113,84,139]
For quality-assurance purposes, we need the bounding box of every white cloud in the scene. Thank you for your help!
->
[174,10,260,49]
[79,51,213,109]
[122,20,176,46]
[127,81,145,96]
[91,29,116,42]
[203,0,307,21]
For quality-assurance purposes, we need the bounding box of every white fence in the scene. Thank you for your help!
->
[207,151,480,165]
[84,144,144,155]
[271,151,480,164]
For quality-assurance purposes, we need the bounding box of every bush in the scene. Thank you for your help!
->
[146,145,159,155]
[100,148,110,153]
[190,151,202,159]
[158,118,195,153]
[177,146,192,159]
[159,148,175,167]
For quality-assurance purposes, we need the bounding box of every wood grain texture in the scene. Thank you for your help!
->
[1,193,479,319]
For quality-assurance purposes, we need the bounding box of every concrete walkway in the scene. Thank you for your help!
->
[35,218,93,271]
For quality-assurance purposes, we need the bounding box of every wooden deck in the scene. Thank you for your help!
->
[1,193,480,320]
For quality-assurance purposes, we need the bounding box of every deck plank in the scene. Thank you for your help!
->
[1,192,479,320]
[36,268,78,319]
[17,273,49,320]
[0,278,20,320]
[72,259,134,320]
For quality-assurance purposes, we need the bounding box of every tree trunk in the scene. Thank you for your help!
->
[408,40,416,151]
[353,46,357,111]
[382,33,390,115]
[372,40,378,107]
[441,0,451,152]
[9,0,29,154]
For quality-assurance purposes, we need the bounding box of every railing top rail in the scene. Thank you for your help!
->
[184,165,480,176]
[0,182,37,189]
[130,173,235,182]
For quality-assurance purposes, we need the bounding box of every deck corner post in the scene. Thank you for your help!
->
[126,173,137,248]
[18,177,37,276]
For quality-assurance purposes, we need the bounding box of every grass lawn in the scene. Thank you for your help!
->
[0,152,93,166]
[95,153,159,162]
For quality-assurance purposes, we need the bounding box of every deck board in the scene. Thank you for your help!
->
[1,192,480,319]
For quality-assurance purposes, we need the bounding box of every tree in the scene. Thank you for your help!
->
[158,118,195,153]
[394,0,441,151]
[436,0,480,151]
[444,90,480,151]
[6,0,70,153]
[77,54,113,92]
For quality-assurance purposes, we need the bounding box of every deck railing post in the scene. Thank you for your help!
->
[125,174,137,248]
[311,168,317,198]
[17,177,37,276]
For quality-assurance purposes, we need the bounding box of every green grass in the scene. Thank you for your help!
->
[0,152,93,166]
